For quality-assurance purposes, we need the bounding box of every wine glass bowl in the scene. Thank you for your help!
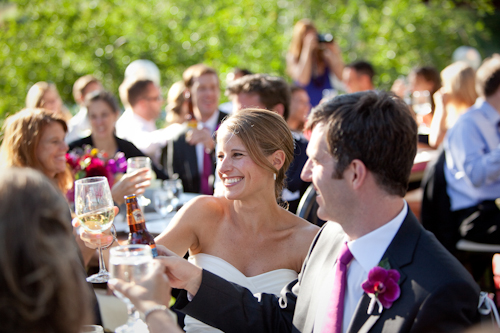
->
[74,176,114,283]
[153,179,184,217]
[126,157,152,207]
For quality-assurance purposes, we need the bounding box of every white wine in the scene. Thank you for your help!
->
[79,207,115,233]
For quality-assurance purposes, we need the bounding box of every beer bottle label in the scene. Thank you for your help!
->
[150,244,158,258]
[131,209,145,225]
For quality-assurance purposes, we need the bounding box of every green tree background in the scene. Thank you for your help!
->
[0,0,498,122]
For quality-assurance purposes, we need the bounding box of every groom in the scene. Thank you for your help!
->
[163,91,480,332]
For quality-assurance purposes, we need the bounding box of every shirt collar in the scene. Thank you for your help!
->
[347,201,408,274]
[200,110,220,133]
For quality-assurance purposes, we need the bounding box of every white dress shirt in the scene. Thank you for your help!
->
[116,108,182,164]
[66,107,92,143]
[313,202,408,333]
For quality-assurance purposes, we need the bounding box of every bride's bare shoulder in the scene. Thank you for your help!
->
[180,195,228,220]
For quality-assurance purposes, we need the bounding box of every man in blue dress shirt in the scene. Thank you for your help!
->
[444,54,500,245]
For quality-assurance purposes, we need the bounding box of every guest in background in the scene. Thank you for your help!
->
[25,81,72,122]
[444,54,500,285]
[165,81,190,125]
[0,167,93,333]
[225,74,310,213]
[429,62,477,148]
[219,67,252,114]
[286,19,344,106]
[287,85,311,133]
[161,64,228,194]
[116,79,181,165]
[342,60,375,93]
[0,108,96,264]
[68,90,167,205]
[66,75,103,143]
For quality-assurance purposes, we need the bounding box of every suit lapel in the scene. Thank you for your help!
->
[346,210,421,333]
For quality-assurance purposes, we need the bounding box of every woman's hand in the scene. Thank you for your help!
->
[322,41,344,79]
[302,30,318,54]
[112,168,151,205]
[72,206,119,249]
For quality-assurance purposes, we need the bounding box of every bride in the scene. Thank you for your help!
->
[155,108,319,332]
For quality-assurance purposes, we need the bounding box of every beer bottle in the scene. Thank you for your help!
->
[125,194,158,257]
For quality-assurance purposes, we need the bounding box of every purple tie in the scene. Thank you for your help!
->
[200,150,213,195]
[322,242,353,333]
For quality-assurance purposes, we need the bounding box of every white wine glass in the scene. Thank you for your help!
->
[75,176,115,283]
[127,157,152,207]
[109,245,154,333]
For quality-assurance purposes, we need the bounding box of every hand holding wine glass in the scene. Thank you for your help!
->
[74,176,115,283]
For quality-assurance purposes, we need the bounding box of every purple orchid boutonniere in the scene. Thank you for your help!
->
[361,259,401,315]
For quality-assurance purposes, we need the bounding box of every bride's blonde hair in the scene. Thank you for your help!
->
[218,108,294,201]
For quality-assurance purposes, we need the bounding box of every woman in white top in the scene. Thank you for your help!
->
[155,109,319,332]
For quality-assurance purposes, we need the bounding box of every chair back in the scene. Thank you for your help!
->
[296,184,326,227]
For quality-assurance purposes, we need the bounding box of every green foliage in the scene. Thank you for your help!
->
[0,0,497,119]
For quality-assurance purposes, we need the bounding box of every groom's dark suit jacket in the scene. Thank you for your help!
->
[176,209,480,332]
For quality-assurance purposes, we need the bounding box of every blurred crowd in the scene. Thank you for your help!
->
[1,17,500,333]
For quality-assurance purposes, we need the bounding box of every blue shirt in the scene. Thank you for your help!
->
[444,99,500,211]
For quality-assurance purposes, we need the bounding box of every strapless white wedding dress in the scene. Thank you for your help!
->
[183,253,298,333]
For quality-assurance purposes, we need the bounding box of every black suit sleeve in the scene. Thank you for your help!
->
[410,280,480,333]
[175,270,297,333]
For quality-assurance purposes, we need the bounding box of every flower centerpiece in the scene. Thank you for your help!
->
[66,145,127,201]
[361,258,401,315]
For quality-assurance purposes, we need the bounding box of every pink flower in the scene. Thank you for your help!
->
[361,266,400,309]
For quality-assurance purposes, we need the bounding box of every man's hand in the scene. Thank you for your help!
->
[186,127,215,152]
[108,260,172,313]
[156,245,203,296]
[112,168,151,205]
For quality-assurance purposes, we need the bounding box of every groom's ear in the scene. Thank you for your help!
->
[347,159,367,190]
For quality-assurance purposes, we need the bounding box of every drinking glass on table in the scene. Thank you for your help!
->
[109,245,154,333]
[153,179,184,217]
[412,90,432,133]
[75,176,115,283]
[127,157,152,207]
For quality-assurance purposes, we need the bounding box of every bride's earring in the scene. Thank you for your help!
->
[273,173,277,180]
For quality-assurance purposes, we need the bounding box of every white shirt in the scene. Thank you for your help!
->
[116,108,182,164]
[195,110,220,175]
[66,107,92,143]
[313,202,408,333]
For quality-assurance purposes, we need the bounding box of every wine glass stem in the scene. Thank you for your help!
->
[97,244,107,274]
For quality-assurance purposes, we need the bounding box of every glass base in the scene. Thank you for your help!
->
[115,318,149,333]
[86,271,110,283]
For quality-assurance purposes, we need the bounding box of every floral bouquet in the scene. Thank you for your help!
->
[66,145,127,201]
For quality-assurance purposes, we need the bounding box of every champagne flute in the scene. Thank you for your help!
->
[74,176,115,283]
[127,157,152,207]
[109,245,154,333]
